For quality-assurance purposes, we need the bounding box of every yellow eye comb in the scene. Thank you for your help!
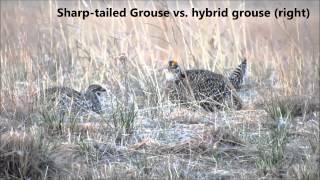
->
[171,59,177,65]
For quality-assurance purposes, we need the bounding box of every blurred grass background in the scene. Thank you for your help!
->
[1,1,318,105]
[0,0,319,179]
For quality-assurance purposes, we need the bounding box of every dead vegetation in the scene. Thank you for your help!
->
[0,131,60,179]
[0,0,319,179]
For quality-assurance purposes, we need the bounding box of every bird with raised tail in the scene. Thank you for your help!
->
[165,59,247,112]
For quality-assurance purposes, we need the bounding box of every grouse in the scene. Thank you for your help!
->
[165,59,246,112]
[38,84,107,119]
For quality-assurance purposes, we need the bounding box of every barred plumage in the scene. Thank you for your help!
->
[228,59,247,91]
[165,60,244,112]
[38,84,107,119]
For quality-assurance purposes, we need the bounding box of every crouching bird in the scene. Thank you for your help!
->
[36,84,107,120]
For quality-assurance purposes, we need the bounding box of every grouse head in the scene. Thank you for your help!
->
[167,60,186,80]
[85,84,107,114]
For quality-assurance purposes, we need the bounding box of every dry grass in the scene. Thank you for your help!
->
[0,131,60,179]
[0,0,319,179]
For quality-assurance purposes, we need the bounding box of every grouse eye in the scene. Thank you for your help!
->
[169,60,177,68]
[96,92,101,96]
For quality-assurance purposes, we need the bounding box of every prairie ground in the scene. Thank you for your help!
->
[0,1,319,179]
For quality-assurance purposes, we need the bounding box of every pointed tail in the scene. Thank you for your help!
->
[229,58,247,90]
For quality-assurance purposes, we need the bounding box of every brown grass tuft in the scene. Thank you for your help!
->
[0,131,59,179]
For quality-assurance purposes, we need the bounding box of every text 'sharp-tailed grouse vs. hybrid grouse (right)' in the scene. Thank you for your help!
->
[165,59,247,112]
